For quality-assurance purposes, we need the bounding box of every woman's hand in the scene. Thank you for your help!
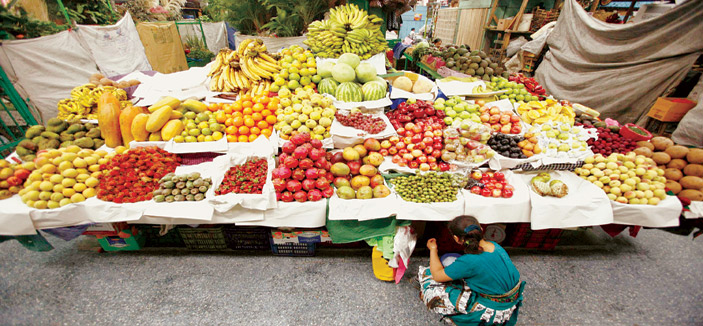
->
[426,238,438,251]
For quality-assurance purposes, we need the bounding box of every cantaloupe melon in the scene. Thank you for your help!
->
[392,76,413,92]
[412,78,434,93]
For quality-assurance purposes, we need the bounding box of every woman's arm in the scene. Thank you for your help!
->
[427,238,453,283]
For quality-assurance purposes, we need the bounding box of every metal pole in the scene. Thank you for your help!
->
[56,0,73,25]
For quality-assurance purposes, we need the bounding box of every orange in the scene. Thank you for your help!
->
[253,95,262,103]
[252,113,263,121]
[256,120,269,129]
[248,134,258,142]
[227,134,238,142]
[232,102,243,112]
[224,105,233,114]
[269,97,279,105]
[244,118,255,127]
[225,126,237,135]
[233,116,244,127]
[215,111,227,123]
[250,127,261,135]
[260,96,270,105]
[261,109,272,117]
[238,135,249,142]
[242,108,253,116]
[241,94,252,102]
[238,126,250,134]
[252,103,264,112]
[242,100,253,108]
[261,128,272,138]
[265,115,277,124]
[266,102,278,111]
[232,111,243,119]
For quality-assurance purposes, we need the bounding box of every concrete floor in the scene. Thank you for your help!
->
[1,227,702,325]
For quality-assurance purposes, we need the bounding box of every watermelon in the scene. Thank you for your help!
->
[361,81,387,101]
[335,82,363,102]
[318,78,339,96]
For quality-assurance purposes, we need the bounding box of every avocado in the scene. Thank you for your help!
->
[470,56,481,63]
[73,131,87,139]
[480,60,489,68]
[25,126,44,139]
[85,128,101,138]
[32,136,46,144]
[47,117,64,127]
[476,67,485,75]
[65,124,83,134]
[40,131,60,139]
[74,137,95,148]
[59,132,74,142]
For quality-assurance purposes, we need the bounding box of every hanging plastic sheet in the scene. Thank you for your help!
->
[534,0,703,124]
[177,21,228,54]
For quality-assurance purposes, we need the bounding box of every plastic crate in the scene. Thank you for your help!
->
[136,225,185,248]
[522,52,538,73]
[223,226,271,250]
[503,223,562,250]
[271,242,316,257]
[177,227,228,251]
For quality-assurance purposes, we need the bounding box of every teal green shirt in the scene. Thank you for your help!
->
[443,242,520,295]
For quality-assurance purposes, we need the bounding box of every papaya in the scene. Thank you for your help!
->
[130,113,150,142]
[97,92,123,148]
[161,120,184,141]
[169,110,183,120]
[119,105,146,145]
[148,132,162,141]
[146,106,172,133]
[148,96,180,113]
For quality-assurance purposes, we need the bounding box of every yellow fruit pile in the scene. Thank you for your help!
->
[58,84,129,120]
[274,88,336,140]
[517,100,575,125]
[208,39,280,97]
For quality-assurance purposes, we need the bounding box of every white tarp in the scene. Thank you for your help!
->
[177,21,229,54]
[76,12,152,77]
[0,30,98,122]
[235,33,307,52]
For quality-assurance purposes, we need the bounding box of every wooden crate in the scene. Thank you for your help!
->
[529,8,560,33]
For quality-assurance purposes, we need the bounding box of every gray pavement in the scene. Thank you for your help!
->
[1,227,702,325]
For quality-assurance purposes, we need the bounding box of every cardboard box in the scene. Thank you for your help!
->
[497,18,514,30]
[96,229,145,252]
[270,229,331,244]
[647,97,697,122]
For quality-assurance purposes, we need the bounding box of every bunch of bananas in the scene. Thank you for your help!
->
[58,84,128,120]
[208,38,281,97]
[517,100,576,125]
[304,4,387,59]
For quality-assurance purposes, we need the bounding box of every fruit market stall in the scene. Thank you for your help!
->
[0,2,701,273]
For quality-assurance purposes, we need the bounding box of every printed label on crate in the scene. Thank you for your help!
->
[271,230,331,244]
[106,237,129,248]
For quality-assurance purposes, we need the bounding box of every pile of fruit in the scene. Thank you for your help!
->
[174,110,225,143]
[391,75,435,95]
[274,88,334,141]
[97,147,180,203]
[488,133,529,159]
[207,39,280,96]
[273,45,321,93]
[479,105,523,134]
[441,127,495,164]
[516,132,542,158]
[529,121,592,158]
[465,170,514,198]
[516,100,576,125]
[15,118,104,161]
[329,139,390,200]
[437,46,508,80]
[388,121,446,171]
[575,153,667,205]
[317,53,387,102]
[390,172,463,203]
[88,73,140,89]
[387,99,445,130]
[573,111,599,128]
[304,4,387,59]
[487,77,541,103]
[0,159,32,200]
[530,173,569,198]
[272,133,333,202]
[507,74,547,99]
[154,172,211,202]
[216,159,267,195]
[210,94,277,143]
[433,97,481,126]
[19,146,106,209]
[334,109,387,134]
[634,136,703,201]
[586,125,637,156]
[57,84,128,120]
[103,95,186,145]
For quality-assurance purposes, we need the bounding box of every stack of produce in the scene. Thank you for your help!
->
[272,45,321,93]
[528,121,591,158]
[391,75,435,95]
[438,47,508,80]
[174,110,225,143]
[487,77,541,103]
[530,173,569,198]
[488,133,530,159]
[441,127,495,164]
[517,100,576,125]
[479,105,523,134]
[634,136,703,201]
[586,124,637,156]
[154,172,211,202]
[388,121,446,170]
[466,170,514,198]
[316,53,387,102]
[329,139,390,199]
[335,109,387,134]
[19,146,106,209]
[386,99,445,130]
[274,88,334,141]
[304,4,387,59]
[576,152,667,205]
[507,74,547,99]
[516,132,541,158]
[97,147,180,203]
[207,39,280,96]
[573,111,598,128]
[216,159,267,195]
[0,159,32,199]
[57,84,128,120]
[272,133,334,202]
[433,96,481,126]
[214,94,277,143]
[15,118,104,161]
[390,172,464,203]
[114,97,207,144]
[88,73,140,89]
